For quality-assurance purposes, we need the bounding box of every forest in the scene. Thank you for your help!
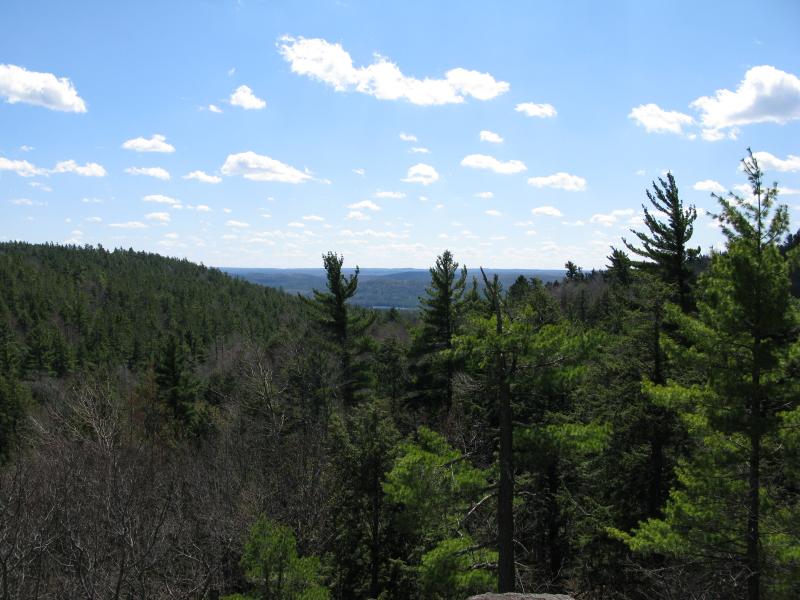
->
[1,150,799,600]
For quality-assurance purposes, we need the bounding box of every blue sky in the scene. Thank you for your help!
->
[2,0,799,268]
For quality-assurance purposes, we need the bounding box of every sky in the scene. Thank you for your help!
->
[1,0,800,269]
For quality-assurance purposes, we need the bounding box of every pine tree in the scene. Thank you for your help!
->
[624,172,700,312]
[413,250,467,412]
[306,252,374,405]
[615,150,800,599]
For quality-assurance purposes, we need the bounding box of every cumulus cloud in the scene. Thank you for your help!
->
[52,160,106,177]
[194,204,212,212]
[461,154,526,174]
[183,170,222,183]
[515,102,557,118]
[590,208,636,227]
[278,35,509,105]
[230,85,266,109]
[485,209,502,217]
[752,150,800,172]
[0,157,45,177]
[347,200,381,211]
[110,221,147,229]
[226,220,250,228]
[532,206,563,217]
[122,134,175,153]
[411,147,430,154]
[221,151,311,183]
[126,166,170,180]
[691,65,800,130]
[480,130,503,143]
[302,214,325,221]
[402,163,439,185]
[0,64,87,112]
[143,194,180,206]
[399,133,417,142]
[353,168,366,176]
[346,210,371,221]
[693,179,726,194]
[375,190,405,199]
[145,212,171,223]
[527,172,586,191]
[208,104,222,113]
[628,103,694,135]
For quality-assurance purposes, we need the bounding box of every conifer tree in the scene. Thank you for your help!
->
[624,172,700,312]
[413,250,467,412]
[307,252,374,405]
[616,150,800,600]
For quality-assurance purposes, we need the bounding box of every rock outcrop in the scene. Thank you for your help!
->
[467,594,575,600]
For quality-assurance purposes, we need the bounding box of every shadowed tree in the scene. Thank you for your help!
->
[624,172,700,312]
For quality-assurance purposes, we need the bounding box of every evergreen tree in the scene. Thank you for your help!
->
[306,252,374,405]
[616,150,800,599]
[413,250,467,413]
[624,172,700,312]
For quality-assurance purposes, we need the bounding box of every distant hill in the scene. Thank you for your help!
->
[223,267,566,308]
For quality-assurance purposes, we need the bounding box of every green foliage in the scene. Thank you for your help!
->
[418,536,496,600]
[624,172,700,311]
[239,516,330,600]
[384,427,487,539]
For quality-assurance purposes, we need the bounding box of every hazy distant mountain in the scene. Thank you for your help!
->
[223,267,565,308]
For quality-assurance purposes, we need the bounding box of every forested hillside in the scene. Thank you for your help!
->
[1,153,799,599]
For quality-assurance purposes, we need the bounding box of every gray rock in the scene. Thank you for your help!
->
[467,594,575,600]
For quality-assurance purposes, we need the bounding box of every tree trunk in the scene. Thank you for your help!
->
[495,305,515,592]
[747,427,761,600]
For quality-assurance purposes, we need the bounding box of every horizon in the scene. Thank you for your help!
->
[2,1,799,268]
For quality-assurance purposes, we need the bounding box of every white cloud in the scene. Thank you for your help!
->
[11,198,45,206]
[110,221,147,229]
[230,85,266,109]
[82,197,103,203]
[126,166,170,180]
[528,172,586,191]
[52,160,106,177]
[461,154,526,174]
[485,209,502,217]
[287,221,305,228]
[85,216,102,223]
[194,204,212,212]
[278,36,509,105]
[629,103,694,135]
[19,145,33,152]
[0,156,44,177]
[590,209,636,227]
[122,134,175,153]
[691,65,800,130]
[221,151,311,183]
[475,191,494,199]
[375,190,405,199]
[226,220,250,228]
[480,130,503,143]
[143,194,180,206]
[346,210,371,221]
[411,147,430,154]
[302,214,325,221]
[183,170,222,183]
[208,104,222,113]
[145,211,171,223]
[752,151,800,172]
[347,200,381,211]
[693,179,726,194]
[399,132,417,142]
[700,127,739,142]
[515,102,557,118]
[353,168,366,176]
[0,64,87,112]
[402,163,439,185]
[532,206,563,217]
